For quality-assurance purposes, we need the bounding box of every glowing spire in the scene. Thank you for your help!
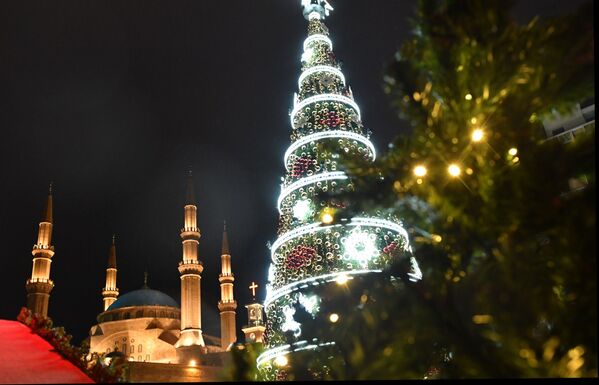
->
[102,235,119,311]
[221,221,230,255]
[43,182,53,223]
[108,234,117,268]
[186,169,195,205]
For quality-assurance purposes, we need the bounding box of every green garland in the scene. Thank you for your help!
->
[17,307,128,383]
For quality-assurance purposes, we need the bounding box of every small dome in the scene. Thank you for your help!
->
[107,288,178,310]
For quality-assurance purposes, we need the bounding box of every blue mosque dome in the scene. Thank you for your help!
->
[107,288,179,311]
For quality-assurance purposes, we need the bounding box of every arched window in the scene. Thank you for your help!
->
[135,310,143,318]
[130,355,134,361]
[149,310,156,318]
[145,354,150,362]
[123,312,130,319]
[159,311,166,318]
[131,345,135,353]
[138,355,142,362]
[138,344,142,353]
[113,313,120,321]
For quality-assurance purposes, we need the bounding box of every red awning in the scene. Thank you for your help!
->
[0,320,94,384]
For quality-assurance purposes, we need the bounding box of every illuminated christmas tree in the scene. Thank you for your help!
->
[257,1,422,379]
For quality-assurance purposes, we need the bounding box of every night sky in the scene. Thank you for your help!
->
[0,0,586,344]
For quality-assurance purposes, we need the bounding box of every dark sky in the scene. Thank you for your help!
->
[0,0,587,343]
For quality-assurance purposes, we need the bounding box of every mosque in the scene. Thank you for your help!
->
[23,173,266,382]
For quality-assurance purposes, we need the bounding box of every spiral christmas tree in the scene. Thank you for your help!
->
[257,1,422,379]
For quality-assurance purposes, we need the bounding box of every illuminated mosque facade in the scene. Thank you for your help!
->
[24,174,265,381]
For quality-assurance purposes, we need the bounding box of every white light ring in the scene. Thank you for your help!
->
[264,269,382,308]
[270,223,332,261]
[277,171,348,213]
[257,341,336,367]
[290,94,361,128]
[298,65,345,87]
[350,217,410,242]
[303,34,332,51]
[270,217,411,262]
[284,130,376,171]
[256,344,291,366]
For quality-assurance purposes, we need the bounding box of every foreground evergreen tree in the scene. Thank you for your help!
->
[328,0,595,378]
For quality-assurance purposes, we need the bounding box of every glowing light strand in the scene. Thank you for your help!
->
[277,171,348,212]
[257,341,336,366]
[297,65,345,87]
[264,268,382,307]
[270,217,411,262]
[284,130,375,170]
[270,222,332,262]
[290,94,361,128]
[303,34,332,51]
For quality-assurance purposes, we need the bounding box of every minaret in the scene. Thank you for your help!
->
[218,221,237,350]
[25,183,55,317]
[101,235,119,311]
[242,282,266,344]
[175,171,205,352]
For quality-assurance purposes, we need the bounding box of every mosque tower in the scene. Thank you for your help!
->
[175,171,206,354]
[101,235,119,311]
[25,183,55,317]
[218,222,237,349]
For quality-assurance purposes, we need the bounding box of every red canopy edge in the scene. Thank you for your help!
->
[0,319,94,384]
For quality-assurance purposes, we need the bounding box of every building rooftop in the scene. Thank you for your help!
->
[107,288,179,311]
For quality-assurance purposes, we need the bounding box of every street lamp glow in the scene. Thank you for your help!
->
[413,165,427,177]
[471,129,484,142]
[448,164,461,177]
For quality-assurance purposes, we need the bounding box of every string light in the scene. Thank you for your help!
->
[471,129,484,142]
[329,313,339,323]
[335,273,350,284]
[290,93,361,128]
[320,208,335,224]
[274,355,289,367]
[508,147,518,156]
[413,165,427,177]
[465,93,473,100]
[448,164,461,177]
[284,131,375,169]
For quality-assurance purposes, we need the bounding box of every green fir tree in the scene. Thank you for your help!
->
[330,0,596,378]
